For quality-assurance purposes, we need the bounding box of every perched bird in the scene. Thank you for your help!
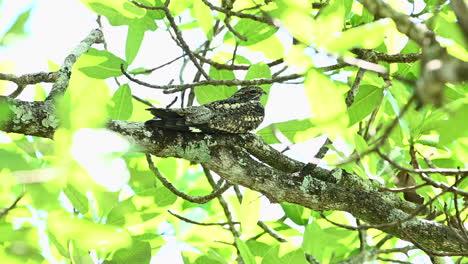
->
[145,86,266,133]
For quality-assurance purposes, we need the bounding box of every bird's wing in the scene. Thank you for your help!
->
[146,106,198,119]
[145,106,214,132]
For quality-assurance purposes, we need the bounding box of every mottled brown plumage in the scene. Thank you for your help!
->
[145,86,266,133]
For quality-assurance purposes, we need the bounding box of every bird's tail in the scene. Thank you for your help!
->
[145,118,191,131]
[146,107,182,119]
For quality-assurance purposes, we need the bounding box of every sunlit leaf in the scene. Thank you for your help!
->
[126,24,145,64]
[281,203,308,226]
[195,67,237,104]
[81,0,146,26]
[48,212,132,252]
[193,0,214,39]
[105,238,152,264]
[224,20,278,46]
[305,70,349,133]
[348,85,383,126]
[240,189,261,237]
[0,7,32,46]
[323,19,392,53]
[63,184,89,214]
[236,238,256,264]
[257,119,318,144]
[109,84,133,120]
[77,48,127,79]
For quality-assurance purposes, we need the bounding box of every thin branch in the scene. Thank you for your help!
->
[202,166,243,263]
[46,29,104,100]
[200,0,275,26]
[377,150,468,197]
[346,67,367,106]
[379,183,429,193]
[146,154,231,204]
[136,53,187,75]
[0,194,24,219]
[257,221,287,243]
[168,210,240,226]
[377,257,412,264]
[129,0,210,80]
[121,64,303,92]
[334,95,416,166]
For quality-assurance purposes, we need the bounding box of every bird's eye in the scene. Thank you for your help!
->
[249,90,257,94]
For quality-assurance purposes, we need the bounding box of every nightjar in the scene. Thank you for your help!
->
[145,86,266,133]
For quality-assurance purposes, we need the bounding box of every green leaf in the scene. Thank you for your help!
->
[240,189,261,237]
[109,84,133,120]
[69,240,95,264]
[126,24,145,64]
[315,0,346,40]
[0,100,12,127]
[281,203,308,226]
[236,238,256,264]
[0,149,34,171]
[107,189,177,226]
[246,35,285,60]
[81,0,146,26]
[77,48,127,79]
[195,67,237,104]
[193,0,214,39]
[34,84,47,101]
[257,119,318,144]
[438,103,468,145]
[305,70,349,133]
[302,222,350,262]
[323,19,392,53]
[63,184,89,214]
[262,243,308,264]
[348,85,383,126]
[104,238,151,264]
[47,212,132,252]
[224,20,278,46]
[0,7,32,46]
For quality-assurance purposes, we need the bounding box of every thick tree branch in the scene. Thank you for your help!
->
[1,98,467,254]
[46,29,104,100]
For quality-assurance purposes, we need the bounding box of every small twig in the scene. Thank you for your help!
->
[132,94,153,107]
[130,0,210,80]
[454,175,468,242]
[202,166,243,263]
[334,95,416,166]
[379,183,429,193]
[224,17,247,41]
[0,194,24,219]
[165,97,178,108]
[168,210,240,226]
[257,221,287,243]
[377,150,468,197]
[200,0,275,26]
[121,63,303,92]
[139,53,187,75]
[346,67,367,106]
[377,257,412,264]
[146,154,231,204]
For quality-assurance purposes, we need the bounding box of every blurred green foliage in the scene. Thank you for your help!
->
[1,0,467,263]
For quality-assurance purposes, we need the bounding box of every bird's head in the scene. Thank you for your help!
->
[230,86,266,102]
